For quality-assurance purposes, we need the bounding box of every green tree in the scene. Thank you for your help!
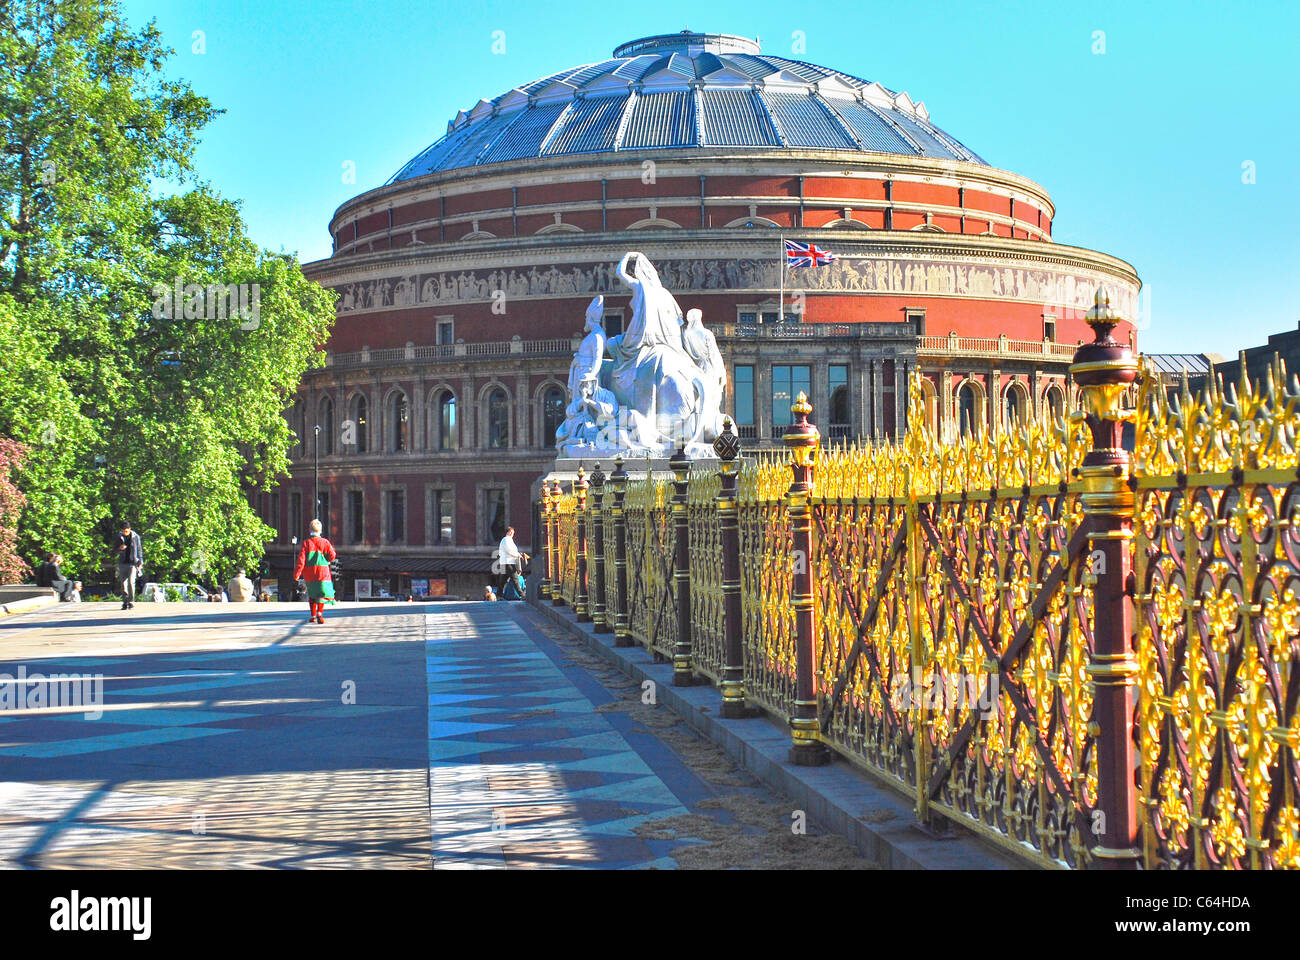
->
[0,0,333,581]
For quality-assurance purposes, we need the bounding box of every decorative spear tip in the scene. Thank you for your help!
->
[1084,284,1124,327]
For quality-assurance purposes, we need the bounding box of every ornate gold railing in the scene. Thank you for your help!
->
[737,451,799,719]
[554,493,577,606]
[688,465,725,683]
[1132,359,1300,869]
[540,299,1300,869]
[805,388,1099,867]
[625,474,676,659]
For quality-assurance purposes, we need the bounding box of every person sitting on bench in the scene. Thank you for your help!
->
[36,552,76,602]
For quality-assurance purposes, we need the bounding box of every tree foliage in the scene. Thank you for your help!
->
[0,0,334,582]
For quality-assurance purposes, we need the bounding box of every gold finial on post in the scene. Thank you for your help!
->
[783,391,820,472]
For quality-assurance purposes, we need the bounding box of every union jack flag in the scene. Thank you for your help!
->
[784,239,839,268]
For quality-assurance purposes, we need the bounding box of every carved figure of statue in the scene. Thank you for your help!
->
[556,374,619,456]
[682,308,727,441]
[609,252,705,449]
[567,296,606,402]
[556,252,727,459]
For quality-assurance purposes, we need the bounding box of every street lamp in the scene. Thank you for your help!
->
[313,424,321,533]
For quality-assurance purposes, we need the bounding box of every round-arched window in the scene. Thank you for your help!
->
[319,396,334,456]
[389,392,409,452]
[487,388,510,449]
[350,395,368,453]
[542,387,565,446]
[957,384,980,437]
[435,390,457,450]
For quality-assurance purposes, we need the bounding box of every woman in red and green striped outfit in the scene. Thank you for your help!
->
[293,518,337,624]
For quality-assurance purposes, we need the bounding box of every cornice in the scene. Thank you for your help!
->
[327,148,1056,229]
[305,228,1139,290]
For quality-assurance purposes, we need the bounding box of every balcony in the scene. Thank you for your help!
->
[323,337,577,370]
[317,328,1079,375]
[917,333,1078,362]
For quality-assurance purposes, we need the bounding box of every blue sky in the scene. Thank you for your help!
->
[123,0,1298,356]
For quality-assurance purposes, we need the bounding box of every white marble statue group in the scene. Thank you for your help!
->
[556,252,726,459]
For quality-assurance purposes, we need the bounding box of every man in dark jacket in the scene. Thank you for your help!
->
[36,552,76,602]
[113,522,143,610]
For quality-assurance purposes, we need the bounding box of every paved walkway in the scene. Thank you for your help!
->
[0,601,859,869]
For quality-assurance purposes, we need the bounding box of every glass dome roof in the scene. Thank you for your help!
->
[387,31,986,183]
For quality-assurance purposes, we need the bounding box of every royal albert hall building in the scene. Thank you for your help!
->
[262,30,1141,599]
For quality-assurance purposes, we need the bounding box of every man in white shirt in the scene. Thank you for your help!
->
[497,526,528,593]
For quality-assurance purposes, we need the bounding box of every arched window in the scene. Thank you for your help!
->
[487,388,510,449]
[319,396,334,456]
[920,378,939,434]
[1004,383,1026,427]
[542,387,565,446]
[295,401,307,457]
[957,384,980,438]
[828,365,849,431]
[433,390,457,451]
[388,392,410,452]
[350,395,368,453]
[1043,385,1065,425]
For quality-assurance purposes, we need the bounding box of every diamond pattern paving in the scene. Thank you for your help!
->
[424,608,713,869]
[0,600,816,869]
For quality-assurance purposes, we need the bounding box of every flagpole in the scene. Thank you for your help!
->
[778,233,784,325]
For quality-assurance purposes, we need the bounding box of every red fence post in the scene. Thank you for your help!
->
[714,419,751,718]
[785,393,829,766]
[590,463,611,633]
[1073,288,1140,869]
[610,456,632,647]
[538,481,552,601]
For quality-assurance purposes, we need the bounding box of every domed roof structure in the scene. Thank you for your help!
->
[388,31,985,183]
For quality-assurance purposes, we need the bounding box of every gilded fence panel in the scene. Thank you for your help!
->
[626,474,677,657]
[812,443,914,788]
[1133,360,1300,869]
[689,465,725,683]
[811,379,1098,867]
[554,492,577,604]
[738,452,798,719]
[920,412,1095,868]
[599,480,617,631]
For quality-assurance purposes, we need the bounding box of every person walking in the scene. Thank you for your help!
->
[501,569,526,602]
[497,526,528,594]
[113,522,143,610]
[36,552,76,602]
[292,519,337,624]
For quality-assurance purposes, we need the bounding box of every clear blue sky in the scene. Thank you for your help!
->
[123,0,1299,356]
